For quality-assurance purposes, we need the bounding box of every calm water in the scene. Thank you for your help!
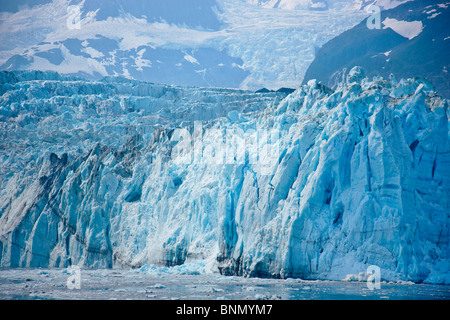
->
[0,268,449,300]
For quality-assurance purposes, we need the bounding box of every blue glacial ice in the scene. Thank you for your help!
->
[0,67,449,284]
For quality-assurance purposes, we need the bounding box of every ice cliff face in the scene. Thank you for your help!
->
[0,68,449,284]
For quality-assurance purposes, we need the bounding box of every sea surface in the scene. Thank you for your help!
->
[0,268,449,300]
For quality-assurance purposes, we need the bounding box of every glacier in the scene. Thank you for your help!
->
[0,0,367,90]
[0,67,449,284]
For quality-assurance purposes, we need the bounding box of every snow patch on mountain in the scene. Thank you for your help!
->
[382,18,424,40]
[373,0,415,10]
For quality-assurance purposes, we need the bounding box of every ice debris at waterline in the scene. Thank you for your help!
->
[0,68,449,284]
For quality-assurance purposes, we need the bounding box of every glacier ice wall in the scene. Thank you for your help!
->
[0,68,449,284]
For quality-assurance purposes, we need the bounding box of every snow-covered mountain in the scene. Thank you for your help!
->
[1,68,449,284]
[0,0,367,90]
[245,0,413,10]
[303,0,450,98]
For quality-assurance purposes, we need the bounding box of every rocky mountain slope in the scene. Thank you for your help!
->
[303,0,450,98]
